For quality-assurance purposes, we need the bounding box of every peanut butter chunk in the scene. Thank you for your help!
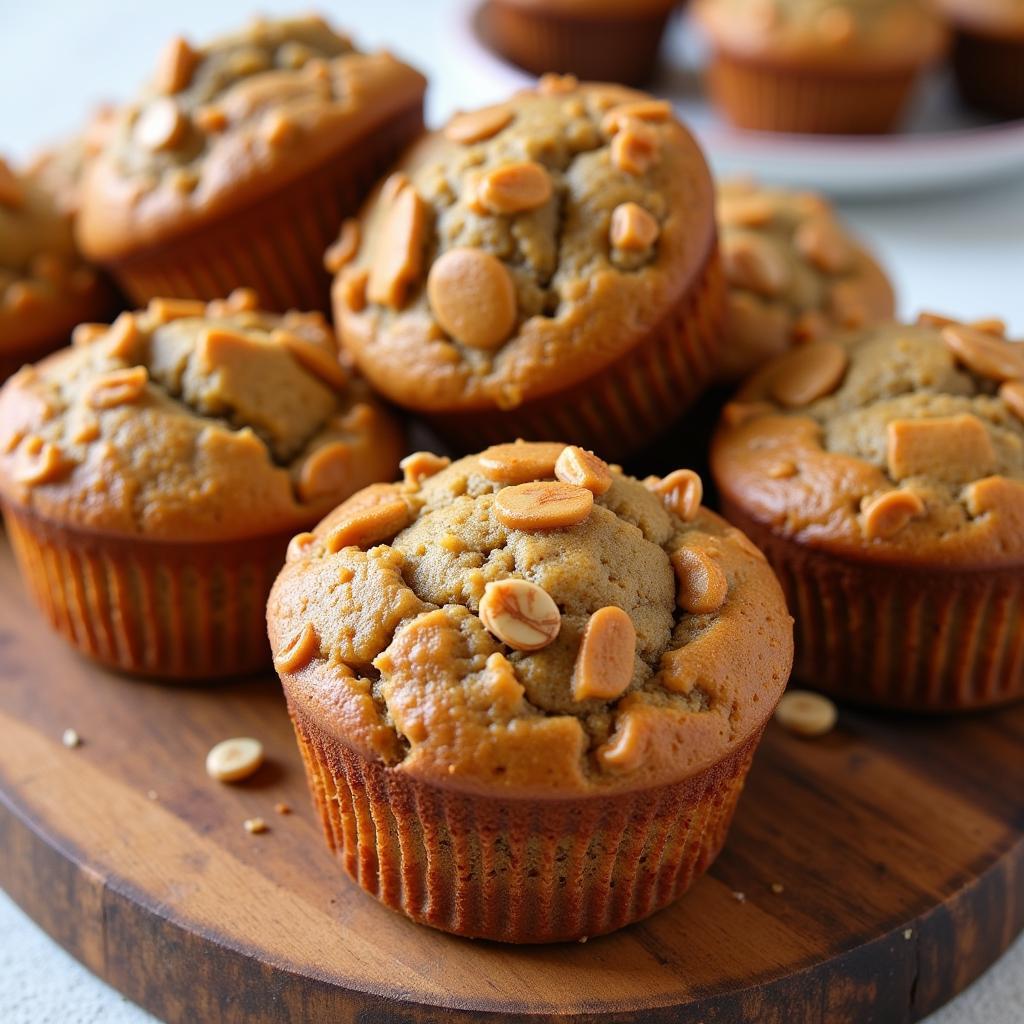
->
[886,415,996,484]
[611,121,658,175]
[942,325,1024,382]
[400,451,451,485]
[479,578,561,651]
[494,481,594,530]
[771,340,848,408]
[273,622,320,673]
[153,36,200,94]
[722,233,789,297]
[367,185,427,309]
[325,499,411,552]
[571,607,636,701]
[479,441,564,483]
[671,547,728,614]
[427,248,516,350]
[555,446,612,495]
[610,203,659,252]
[647,469,702,521]
[861,489,925,540]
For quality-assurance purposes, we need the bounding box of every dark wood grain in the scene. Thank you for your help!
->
[0,536,1021,1024]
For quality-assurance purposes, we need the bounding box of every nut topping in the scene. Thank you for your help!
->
[494,481,594,530]
[611,121,658,175]
[609,202,659,252]
[722,233,789,297]
[999,381,1024,422]
[427,247,516,350]
[671,548,728,615]
[286,532,316,563]
[554,446,612,495]
[134,98,188,152]
[367,185,427,309]
[324,498,411,553]
[942,325,1024,382]
[770,340,849,408]
[479,578,561,651]
[445,105,513,144]
[86,367,149,409]
[886,415,996,483]
[298,442,352,503]
[601,100,672,135]
[323,219,360,274]
[571,606,636,701]
[14,437,71,486]
[400,450,451,485]
[274,622,320,673]
[153,36,200,94]
[147,297,206,323]
[205,737,264,782]
[861,489,925,540]
[775,691,837,738]
[479,441,564,483]
[477,161,552,214]
[275,331,347,392]
[646,469,702,521]
[794,217,851,274]
[596,709,645,773]
[104,312,142,361]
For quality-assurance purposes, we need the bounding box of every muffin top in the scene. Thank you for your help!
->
[269,441,792,797]
[76,15,426,261]
[717,179,895,380]
[332,75,716,413]
[693,0,948,68]
[712,316,1024,566]
[0,157,110,353]
[0,290,404,540]
[934,0,1024,35]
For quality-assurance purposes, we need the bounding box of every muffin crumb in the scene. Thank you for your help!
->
[61,728,82,749]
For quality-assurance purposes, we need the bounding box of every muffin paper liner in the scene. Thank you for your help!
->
[3,503,292,680]
[426,244,725,461]
[102,105,424,314]
[288,703,762,943]
[484,2,674,85]
[706,53,919,134]
[951,29,1024,119]
[724,502,1024,711]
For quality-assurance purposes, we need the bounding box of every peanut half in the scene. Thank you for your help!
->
[572,607,636,701]
[554,446,612,495]
[479,578,561,651]
[494,481,594,530]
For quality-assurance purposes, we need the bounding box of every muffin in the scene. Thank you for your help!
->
[331,76,724,459]
[934,0,1024,118]
[712,315,1024,710]
[692,0,948,134]
[717,179,895,380]
[0,156,115,381]
[481,0,678,85]
[0,290,404,679]
[268,441,793,942]
[76,15,426,312]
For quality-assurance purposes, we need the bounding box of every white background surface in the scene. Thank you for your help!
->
[2,1,1023,1021]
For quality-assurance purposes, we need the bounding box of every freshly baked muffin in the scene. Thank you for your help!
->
[77,15,426,312]
[717,179,895,380]
[0,290,403,679]
[481,0,678,85]
[268,441,792,942]
[331,76,724,458]
[712,315,1024,710]
[0,157,115,381]
[934,0,1024,118]
[692,0,948,134]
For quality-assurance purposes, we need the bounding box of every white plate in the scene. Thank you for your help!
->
[450,0,1024,198]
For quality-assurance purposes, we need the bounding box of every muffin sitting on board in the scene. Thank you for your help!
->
[717,179,895,380]
[934,0,1024,118]
[268,441,793,943]
[712,315,1024,711]
[330,75,724,459]
[0,291,403,680]
[692,0,948,134]
[0,157,115,381]
[76,15,426,312]
[481,0,679,85]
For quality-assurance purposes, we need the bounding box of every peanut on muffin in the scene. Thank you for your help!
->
[77,15,426,311]
[0,290,404,679]
[331,75,724,458]
[712,315,1024,710]
[717,179,895,380]
[268,440,792,942]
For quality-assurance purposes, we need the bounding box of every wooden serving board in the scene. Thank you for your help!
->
[0,535,1021,1024]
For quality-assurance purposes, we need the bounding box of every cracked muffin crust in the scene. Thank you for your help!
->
[77,15,426,310]
[332,76,723,457]
[712,317,1024,709]
[0,290,403,678]
[716,179,895,381]
[0,156,114,380]
[269,441,791,940]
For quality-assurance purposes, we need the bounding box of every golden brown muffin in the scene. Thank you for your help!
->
[332,76,724,459]
[693,0,948,133]
[0,290,404,679]
[77,15,426,312]
[481,0,678,85]
[712,315,1024,710]
[0,157,116,381]
[268,440,793,942]
[934,0,1024,118]
[717,179,895,380]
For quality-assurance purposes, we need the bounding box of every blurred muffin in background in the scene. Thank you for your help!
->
[692,0,948,134]
[934,0,1024,118]
[481,0,679,85]
[0,155,116,381]
[717,179,895,380]
[77,14,426,312]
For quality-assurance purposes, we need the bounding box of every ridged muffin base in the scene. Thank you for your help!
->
[724,503,1024,711]
[288,704,763,944]
[3,503,292,680]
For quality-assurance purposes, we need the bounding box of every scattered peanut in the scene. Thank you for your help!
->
[134,98,188,152]
[554,446,612,496]
[609,202,659,251]
[671,547,728,615]
[206,737,264,782]
[770,340,848,408]
[794,217,851,274]
[367,185,427,309]
[62,728,81,749]
[153,35,199,94]
[445,105,513,144]
[273,622,320,674]
[601,100,672,135]
[775,690,838,737]
[244,817,268,835]
[147,297,206,323]
[400,450,451,485]
[647,469,702,521]
[479,442,563,483]
[479,578,561,651]
[324,498,411,552]
[999,381,1024,422]
[323,219,360,274]
[86,367,149,410]
[477,161,552,214]
[722,233,789,297]
[276,331,347,392]
[298,442,352,503]
[611,122,658,175]
[572,607,636,701]
[494,481,593,530]
[861,489,926,540]
[427,247,516,350]
[942,324,1024,382]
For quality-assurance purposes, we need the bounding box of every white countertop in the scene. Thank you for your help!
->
[1,2,1022,1021]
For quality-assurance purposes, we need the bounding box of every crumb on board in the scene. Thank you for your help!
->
[61,728,81,748]
[244,817,268,835]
